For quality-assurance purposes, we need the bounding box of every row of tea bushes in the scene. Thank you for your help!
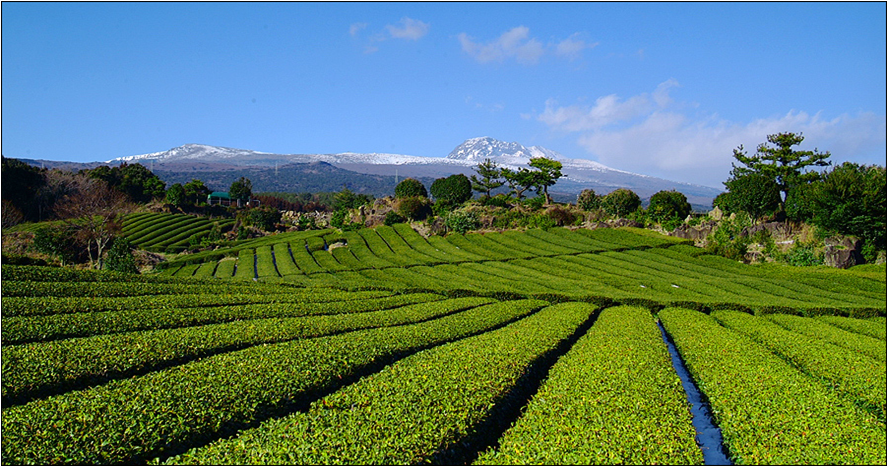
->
[817,315,887,340]
[659,308,886,465]
[1,299,547,465]
[1,290,393,318]
[3,297,496,405]
[165,301,599,465]
[2,293,444,345]
[1,279,289,298]
[765,313,886,362]
[710,310,886,416]
[477,306,702,465]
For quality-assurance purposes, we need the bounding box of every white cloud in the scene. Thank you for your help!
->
[460,26,594,65]
[538,81,886,187]
[554,33,598,61]
[349,22,368,37]
[386,17,430,40]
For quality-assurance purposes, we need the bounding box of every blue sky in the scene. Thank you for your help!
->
[2,2,885,188]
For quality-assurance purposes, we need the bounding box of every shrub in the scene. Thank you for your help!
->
[443,211,479,234]
[32,225,77,265]
[396,196,431,221]
[545,206,576,227]
[104,237,139,274]
[383,211,406,226]
[647,190,691,225]
[480,194,510,208]
[601,188,641,217]
[429,174,472,206]
[394,178,428,199]
[576,189,600,211]
[722,172,782,221]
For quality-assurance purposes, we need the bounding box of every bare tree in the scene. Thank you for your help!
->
[55,177,132,269]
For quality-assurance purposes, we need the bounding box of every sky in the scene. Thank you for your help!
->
[2,1,885,188]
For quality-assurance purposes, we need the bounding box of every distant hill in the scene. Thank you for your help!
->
[153,161,434,197]
[19,137,723,207]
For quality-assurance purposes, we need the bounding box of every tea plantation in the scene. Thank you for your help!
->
[1,224,885,465]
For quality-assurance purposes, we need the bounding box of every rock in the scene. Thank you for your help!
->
[823,246,863,269]
[709,206,724,221]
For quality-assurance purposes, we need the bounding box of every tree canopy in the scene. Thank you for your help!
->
[729,132,830,212]
[528,157,563,205]
[394,178,428,199]
[229,177,253,202]
[601,188,641,217]
[470,159,505,198]
[430,174,472,206]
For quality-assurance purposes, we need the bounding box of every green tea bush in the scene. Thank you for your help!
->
[166,301,595,465]
[478,306,701,465]
[660,307,886,464]
[1,299,546,465]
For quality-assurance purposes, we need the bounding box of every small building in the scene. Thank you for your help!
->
[207,191,259,208]
[207,191,234,206]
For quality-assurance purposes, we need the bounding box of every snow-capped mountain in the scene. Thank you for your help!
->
[107,138,722,206]
[446,136,562,162]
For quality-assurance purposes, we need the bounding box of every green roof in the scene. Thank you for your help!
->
[208,192,231,199]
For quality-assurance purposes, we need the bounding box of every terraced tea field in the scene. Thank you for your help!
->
[2,224,885,465]
[121,212,235,253]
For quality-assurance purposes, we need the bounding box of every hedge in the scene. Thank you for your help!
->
[660,307,886,464]
[165,301,597,465]
[477,306,701,465]
[1,299,547,465]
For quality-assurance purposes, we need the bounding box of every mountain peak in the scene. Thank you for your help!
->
[446,137,563,162]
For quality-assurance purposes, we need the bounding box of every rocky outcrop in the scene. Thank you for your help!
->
[822,236,864,269]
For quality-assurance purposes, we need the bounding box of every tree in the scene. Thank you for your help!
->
[54,178,130,269]
[105,237,139,274]
[183,179,210,205]
[577,189,600,211]
[333,187,372,210]
[601,188,641,217]
[229,177,253,203]
[165,183,186,207]
[721,172,782,221]
[729,132,830,212]
[430,174,472,205]
[87,163,165,203]
[501,167,537,200]
[528,157,563,205]
[470,158,505,198]
[807,163,886,253]
[648,190,692,225]
[394,178,428,199]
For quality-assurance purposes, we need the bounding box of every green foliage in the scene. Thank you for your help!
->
[104,237,138,274]
[528,157,563,204]
[443,211,479,234]
[88,163,166,203]
[333,187,372,210]
[297,214,317,230]
[806,163,886,250]
[521,195,546,210]
[480,193,511,208]
[243,207,281,232]
[600,188,641,217]
[479,306,701,465]
[782,243,822,267]
[429,173,472,206]
[32,225,77,265]
[660,308,886,465]
[576,188,599,211]
[396,196,431,221]
[394,178,428,199]
[501,167,537,200]
[545,206,577,227]
[182,179,210,206]
[704,213,752,261]
[470,158,505,198]
[168,301,583,465]
[647,190,691,226]
[729,132,831,212]
[1,156,47,222]
[383,210,406,226]
[228,176,253,202]
[165,183,186,207]
[722,172,782,220]
[712,310,885,415]
[1,298,542,465]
